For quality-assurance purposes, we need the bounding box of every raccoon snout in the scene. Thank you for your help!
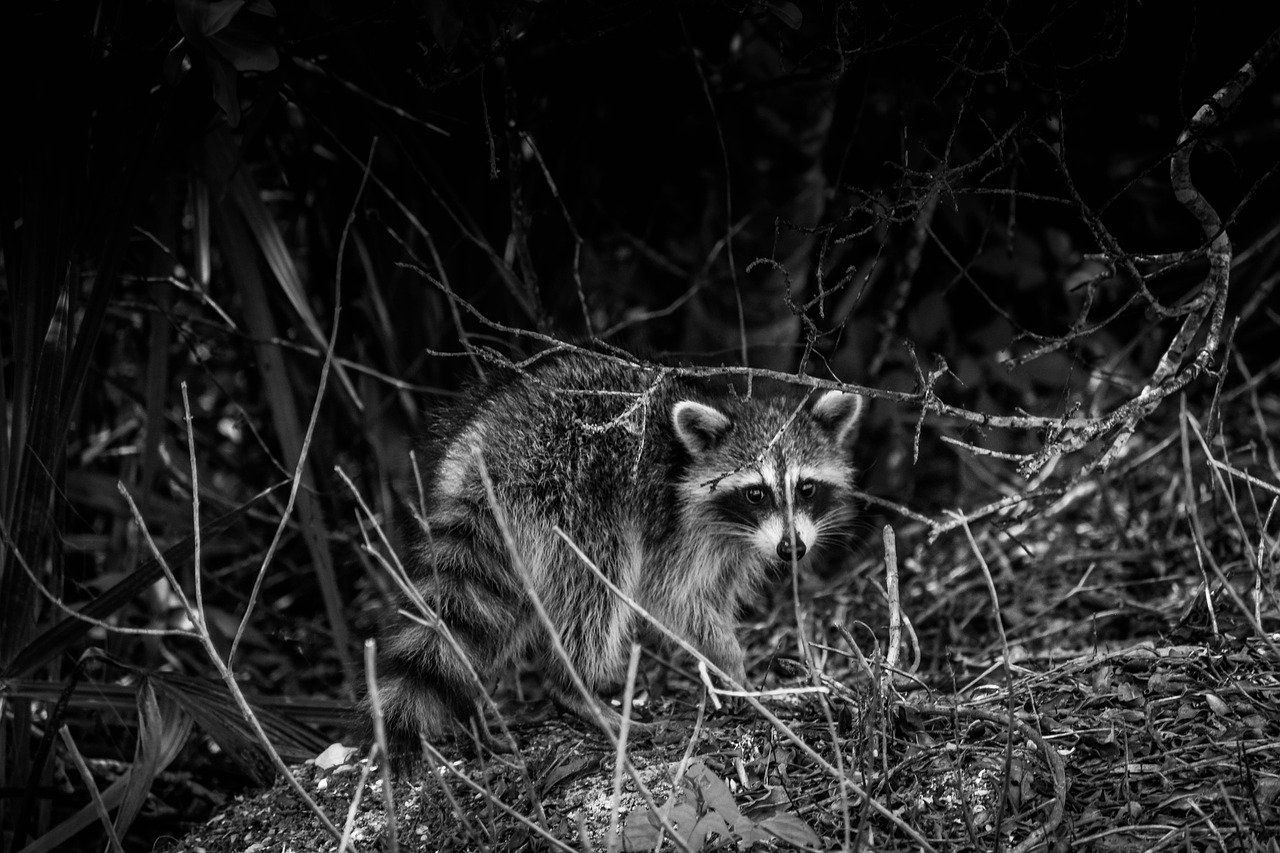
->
[776,538,807,561]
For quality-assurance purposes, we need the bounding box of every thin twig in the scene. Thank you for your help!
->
[363,639,399,853]
[955,517,1016,853]
[58,726,126,853]
[117,486,344,842]
[607,643,643,853]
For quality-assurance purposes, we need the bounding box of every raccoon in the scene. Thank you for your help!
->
[373,352,864,760]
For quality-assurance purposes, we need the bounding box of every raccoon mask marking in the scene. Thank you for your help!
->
[370,354,865,764]
[672,389,864,568]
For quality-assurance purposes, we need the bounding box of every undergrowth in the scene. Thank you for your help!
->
[3,2,1279,851]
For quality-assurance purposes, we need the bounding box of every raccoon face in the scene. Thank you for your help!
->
[672,389,865,565]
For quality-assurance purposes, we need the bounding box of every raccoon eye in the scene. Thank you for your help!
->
[797,480,817,499]
[745,485,766,505]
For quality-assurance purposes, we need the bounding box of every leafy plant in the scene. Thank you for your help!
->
[622,759,821,850]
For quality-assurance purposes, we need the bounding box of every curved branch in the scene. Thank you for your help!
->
[1164,25,1280,383]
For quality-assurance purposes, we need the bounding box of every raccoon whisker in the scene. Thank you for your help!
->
[815,517,856,537]
[691,520,762,539]
[702,520,760,535]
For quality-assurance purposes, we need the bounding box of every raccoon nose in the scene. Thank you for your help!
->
[777,538,807,561]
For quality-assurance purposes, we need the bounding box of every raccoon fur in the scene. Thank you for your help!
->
[373,352,864,760]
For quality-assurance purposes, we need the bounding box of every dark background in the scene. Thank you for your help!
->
[2,1,1279,849]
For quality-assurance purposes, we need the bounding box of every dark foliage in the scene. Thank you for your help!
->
[2,0,1278,850]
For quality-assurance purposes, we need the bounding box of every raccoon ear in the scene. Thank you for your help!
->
[810,389,865,445]
[671,400,732,455]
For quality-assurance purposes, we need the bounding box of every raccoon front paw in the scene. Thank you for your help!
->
[725,660,747,688]
[454,717,518,756]
[550,690,655,742]
[693,631,746,687]
[712,658,750,712]
[704,651,745,690]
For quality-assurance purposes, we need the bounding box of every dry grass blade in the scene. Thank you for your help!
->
[0,305,10,508]
[0,289,67,665]
[14,781,123,853]
[210,198,353,684]
[205,125,360,407]
[111,679,194,841]
[139,259,174,521]
[56,726,126,853]
[2,671,331,768]
[20,758,131,853]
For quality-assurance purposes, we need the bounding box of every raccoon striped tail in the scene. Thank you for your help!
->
[368,620,510,768]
